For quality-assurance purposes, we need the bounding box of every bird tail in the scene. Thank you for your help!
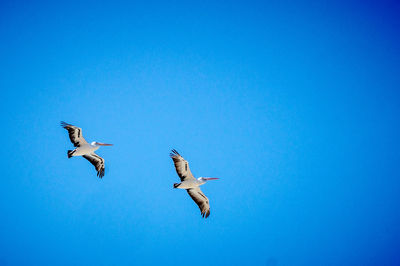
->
[67,150,74,158]
[173,183,180,188]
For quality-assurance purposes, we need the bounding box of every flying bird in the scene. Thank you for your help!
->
[170,149,219,218]
[61,121,113,178]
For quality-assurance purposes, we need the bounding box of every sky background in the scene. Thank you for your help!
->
[1,0,399,265]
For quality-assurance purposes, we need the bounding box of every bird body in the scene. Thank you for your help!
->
[68,142,100,157]
[174,177,218,189]
[174,179,201,189]
[170,149,219,218]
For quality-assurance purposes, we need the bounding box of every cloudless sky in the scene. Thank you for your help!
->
[1,1,399,265]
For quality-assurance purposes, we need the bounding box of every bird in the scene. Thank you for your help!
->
[61,121,113,178]
[170,149,219,218]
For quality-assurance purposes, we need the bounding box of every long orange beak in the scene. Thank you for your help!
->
[97,143,113,146]
[203,178,219,180]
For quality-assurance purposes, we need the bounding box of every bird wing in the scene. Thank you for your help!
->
[83,153,105,178]
[170,149,195,182]
[61,121,88,147]
[187,187,211,218]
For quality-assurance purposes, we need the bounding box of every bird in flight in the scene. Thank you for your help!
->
[61,121,113,178]
[170,149,219,218]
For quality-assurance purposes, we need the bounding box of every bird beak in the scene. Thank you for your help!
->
[97,143,113,146]
[203,177,219,180]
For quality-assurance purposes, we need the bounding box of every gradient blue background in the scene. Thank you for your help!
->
[1,1,399,265]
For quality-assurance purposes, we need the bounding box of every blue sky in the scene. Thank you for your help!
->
[0,1,399,265]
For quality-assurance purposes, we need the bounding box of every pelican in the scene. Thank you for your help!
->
[61,121,113,178]
[170,149,219,218]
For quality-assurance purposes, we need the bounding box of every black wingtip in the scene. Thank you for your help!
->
[201,210,210,218]
[60,121,69,128]
[97,169,105,179]
[170,149,180,157]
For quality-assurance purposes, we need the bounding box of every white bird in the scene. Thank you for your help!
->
[61,121,113,178]
[170,149,219,218]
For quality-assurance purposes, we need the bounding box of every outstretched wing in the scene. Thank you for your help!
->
[83,153,105,178]
[61,121,88,147]
[170,149,195,182]
[187,187,211,218]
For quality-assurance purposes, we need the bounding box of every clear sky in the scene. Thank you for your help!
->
[0,1,399,265]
